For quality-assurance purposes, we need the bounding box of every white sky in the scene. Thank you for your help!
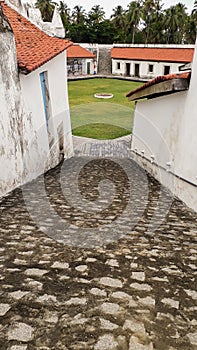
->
[63,0,193,18]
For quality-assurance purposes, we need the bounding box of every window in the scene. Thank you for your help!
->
[164,65,170,75]
[117,62,120,70]
[149,64,154,73]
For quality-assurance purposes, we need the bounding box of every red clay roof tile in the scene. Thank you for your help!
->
[111,47,194,63]
[67,45,95,59]
[1,2,72,73]
[126,72,191,98]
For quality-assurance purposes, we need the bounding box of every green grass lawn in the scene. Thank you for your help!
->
[68,78,142,139]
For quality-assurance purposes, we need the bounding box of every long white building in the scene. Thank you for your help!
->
[111,44,194,79]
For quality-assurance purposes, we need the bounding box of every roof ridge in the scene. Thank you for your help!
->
[111,47,194,64]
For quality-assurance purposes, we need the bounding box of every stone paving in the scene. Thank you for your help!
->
[0,136,197,349]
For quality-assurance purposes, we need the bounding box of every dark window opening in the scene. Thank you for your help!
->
[149,64,154,73]
[117,62,120,70]
[164,65,170,75]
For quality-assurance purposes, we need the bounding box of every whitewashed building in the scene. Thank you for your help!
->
[112,44,194,80]
[0,1,73,197]
[127,42,197,212]
[67,44,96,76]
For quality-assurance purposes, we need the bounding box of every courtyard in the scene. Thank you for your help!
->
[68,78,142,139]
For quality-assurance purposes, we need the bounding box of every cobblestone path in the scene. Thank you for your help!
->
[0,137,196,350]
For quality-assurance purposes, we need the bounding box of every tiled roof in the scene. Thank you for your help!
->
[111,47,194,63]
[1,2,72,73]
[126,72,191,99]
[67,45,95,59]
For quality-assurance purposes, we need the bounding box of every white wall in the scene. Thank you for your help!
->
[86,59,95,74]
[131,46,197,211]
[68,58,95,75]
[112,59,183,79]
[0,13,27,196]
[20,51,73,181]
[0,16,73,198]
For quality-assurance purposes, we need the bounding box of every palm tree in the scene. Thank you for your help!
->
[193,0,197,14]
[163,3,188,44]
[111,6,127,42]
[175,3,188,43]
[86,5,106,43]
[192,0,197,25]
[142,0,159,43]
[71,5,86,25]
[126,0,143,44]
[185,15,196,43]
[35,0,56,22]
[58,1,70,30]
[164,6,179,43]
[69,6,87,42]
[88,5,105,23]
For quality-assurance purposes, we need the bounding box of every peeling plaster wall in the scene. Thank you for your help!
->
[0,9,73,197]
[131,57,197,211]
[0,8,27,196]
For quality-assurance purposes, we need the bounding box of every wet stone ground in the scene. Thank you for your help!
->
[0,137,197,350]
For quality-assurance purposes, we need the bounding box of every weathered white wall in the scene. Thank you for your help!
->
[0,10,73,198]
[0,9,30,196]
[175,43,197,186]
[68,58,95,75]
[20,51,73,181]
[86,59,95,74]
[131,43,197,212]
[112,59,183,79]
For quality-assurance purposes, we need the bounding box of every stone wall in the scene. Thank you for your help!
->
[97,46,112,75]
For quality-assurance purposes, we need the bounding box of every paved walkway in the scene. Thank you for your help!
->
[73,135,132,157]
[0,136,197,350]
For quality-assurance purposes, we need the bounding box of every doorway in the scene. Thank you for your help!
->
[126,63,130,76]
[134,64,140,77]
[87,62,90,75]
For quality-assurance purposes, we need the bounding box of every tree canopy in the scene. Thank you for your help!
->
[36,0,197,44]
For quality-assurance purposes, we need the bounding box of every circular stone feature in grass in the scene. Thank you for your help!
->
[94,93,114,99]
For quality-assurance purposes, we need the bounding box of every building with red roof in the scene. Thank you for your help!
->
[0,1,73,197]
[111,45,194,80]
[1,1,72,73]
[67,44,96,76]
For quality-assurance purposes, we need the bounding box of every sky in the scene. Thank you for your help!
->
[63,0,194,18]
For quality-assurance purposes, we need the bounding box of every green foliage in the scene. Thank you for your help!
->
[35,0,56,22]
[37,0,196,44]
